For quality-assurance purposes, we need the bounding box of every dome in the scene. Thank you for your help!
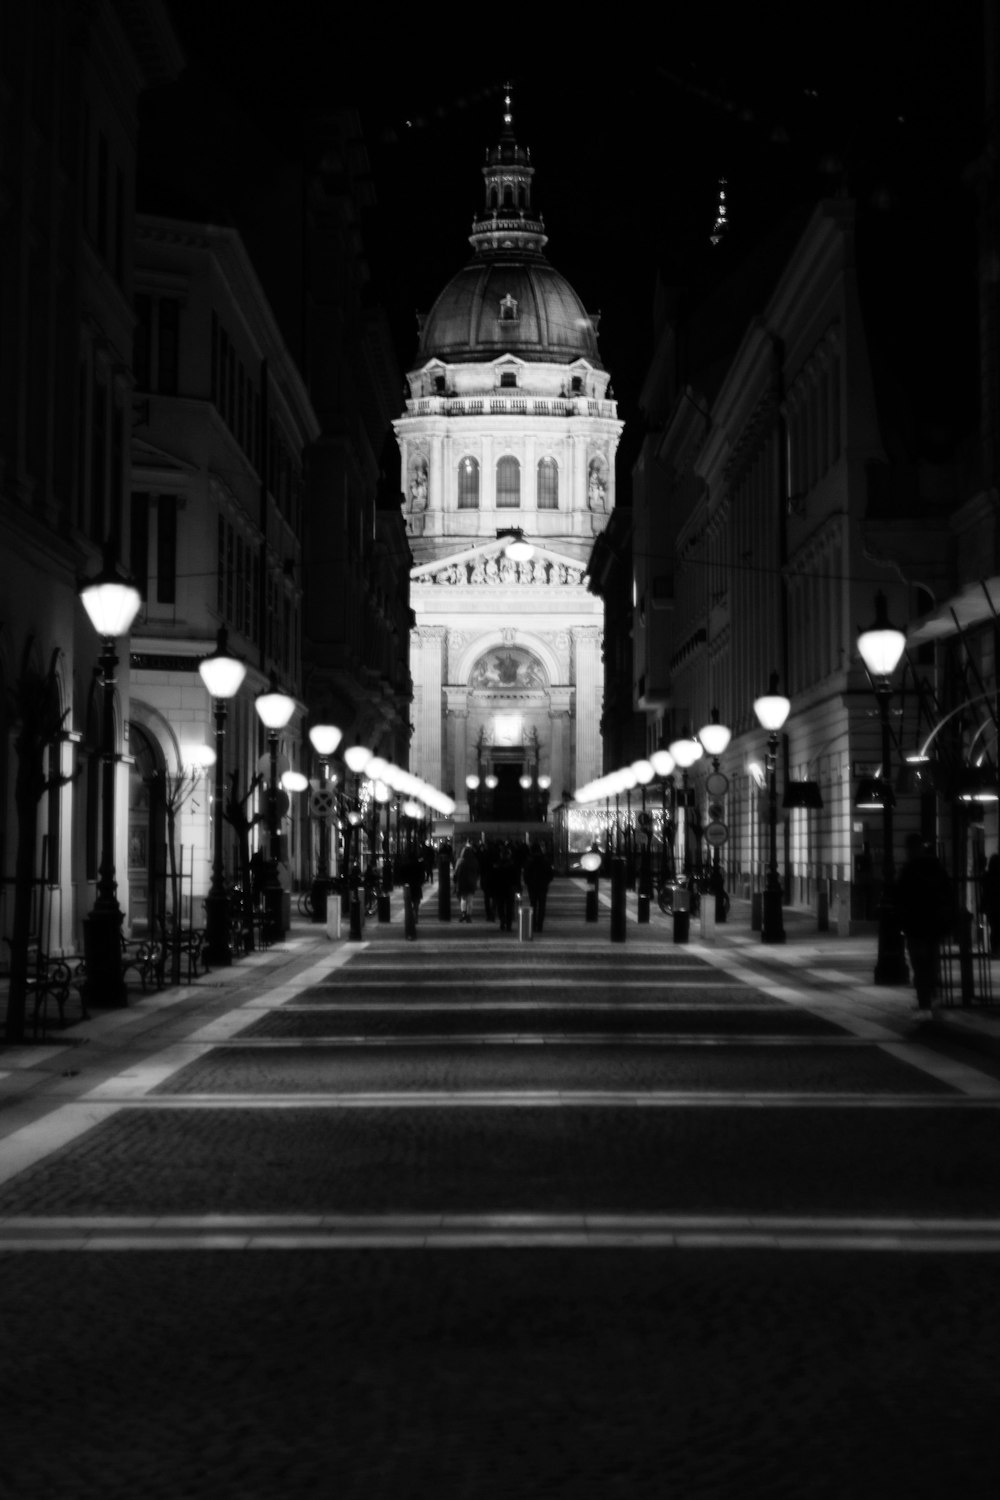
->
[418,256,602,367]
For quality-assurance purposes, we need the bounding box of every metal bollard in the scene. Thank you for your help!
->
[610,857,627,943]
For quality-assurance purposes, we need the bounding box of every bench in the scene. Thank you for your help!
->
[26,953,86,1039]
[156,924,207,984]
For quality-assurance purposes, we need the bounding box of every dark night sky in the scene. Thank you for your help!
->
[153,4,988,466]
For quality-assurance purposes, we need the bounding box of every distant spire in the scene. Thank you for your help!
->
[469,85,548,259]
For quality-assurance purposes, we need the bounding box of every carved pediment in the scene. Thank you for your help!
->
[412,539,587,589]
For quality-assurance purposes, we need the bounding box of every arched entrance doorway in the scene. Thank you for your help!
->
[467,645,549,824]
[127,724,166,935]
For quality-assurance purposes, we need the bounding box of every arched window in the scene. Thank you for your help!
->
[537,457,558,510]
[458,456,480,510]
[496,456,520,509]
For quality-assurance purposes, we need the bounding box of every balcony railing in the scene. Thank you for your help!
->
[407,395,617,419]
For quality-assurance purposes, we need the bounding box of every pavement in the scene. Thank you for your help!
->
[3,879,1000,1498]
[3,879,1000,1130]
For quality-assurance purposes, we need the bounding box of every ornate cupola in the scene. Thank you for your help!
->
[469,86,548,258]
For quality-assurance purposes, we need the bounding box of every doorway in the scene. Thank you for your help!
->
[127,724,165,934]
[493,762,525,821]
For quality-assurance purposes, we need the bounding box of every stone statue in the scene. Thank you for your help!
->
[587,460,607,512]
[409,460,428,513]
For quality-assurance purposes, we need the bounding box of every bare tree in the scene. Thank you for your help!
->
[224,767,264,950]
[153,764,204,985]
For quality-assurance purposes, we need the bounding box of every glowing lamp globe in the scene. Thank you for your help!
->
[309,724,343,757]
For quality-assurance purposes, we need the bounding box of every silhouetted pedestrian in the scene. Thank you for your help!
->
[454,843,480,922]
[896,834,954,1009]
[493,843,519,932]
[983,853,1000,955]
[523,842,554,932]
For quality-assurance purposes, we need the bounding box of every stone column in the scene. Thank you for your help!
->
[481,434,494,510]
[571,626,603,786]
[445,688,469,813]
[413,624,446,788]
[571,431,588,511]
[429,432,445,513]
[548,701,571,802]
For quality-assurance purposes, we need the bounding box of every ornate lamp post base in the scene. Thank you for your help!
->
[761,884,786,944]
[874,896,909,984]
[203,890,234,967]
[82,904,127,1008]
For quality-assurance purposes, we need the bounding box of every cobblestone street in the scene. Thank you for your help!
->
[3,882,1000,1497]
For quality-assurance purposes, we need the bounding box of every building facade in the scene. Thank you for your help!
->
[0,0,182,973]
[633,198,956,923]
[393,97,622,827]
[128,216,319,932]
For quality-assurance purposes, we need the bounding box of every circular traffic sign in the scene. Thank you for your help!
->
[704,820,729,847]
[705,771,730,797]
[310,788,336,818]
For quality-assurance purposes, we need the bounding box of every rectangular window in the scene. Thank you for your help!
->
[90,379,106,543]
[496,456,520,509]
[114,167,125,283]
[210,313,219,404]
[219,328,229,419]
[243,543,252,636]
[226,524,235,622]
[109,403,124,553]
[131,492,150,599]
[77,362,88,531]
[217,513,225,613]
[156,495,177,604]
[81,103,91,228]
[236,536,245,633]
[157,299,179,395]
[134,295,152,389]
[537,458,559,510]
[96,133,108,257]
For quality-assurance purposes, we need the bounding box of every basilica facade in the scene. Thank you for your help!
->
[394,97,622,827]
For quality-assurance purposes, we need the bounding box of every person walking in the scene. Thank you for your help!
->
[523,842,554,933]
[478,841,495,921]
[983,853,1000,955]
[896,833,954,1010]
[454,843,480,923]
[398,849,425,940]
[493,842,519,932]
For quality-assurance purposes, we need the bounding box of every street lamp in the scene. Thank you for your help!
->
[466,772,480,821]
[308,722,343,922]
[254,675,296,943]
[650,746,676,889]
[632,759,655,922]
[79,552,143,1008]
[497,526,534,562]
[342,744,372,932]
[197,627,247,966]
[581,845,602,923]
[698,708,732,922]
[668,730,703,877]
[857,592,909,984]
[753,673,791,944]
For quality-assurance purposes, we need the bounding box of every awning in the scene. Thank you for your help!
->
[906,578,1000,646]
